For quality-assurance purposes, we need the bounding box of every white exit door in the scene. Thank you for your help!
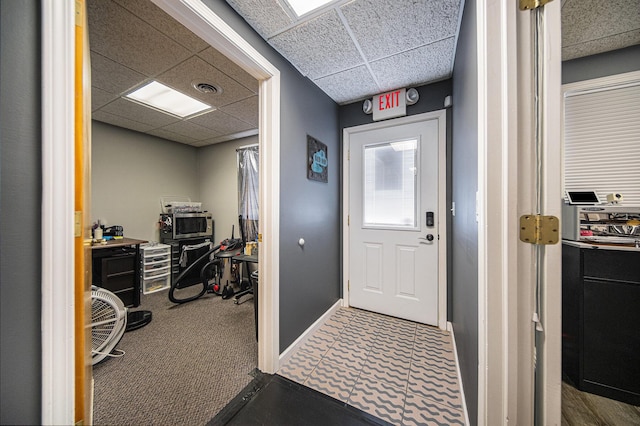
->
[344,111,446,326]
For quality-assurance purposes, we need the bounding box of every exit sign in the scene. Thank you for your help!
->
[373,88,406,121]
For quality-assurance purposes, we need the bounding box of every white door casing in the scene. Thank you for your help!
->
[42,1,282,423]
[151,0,281,375]
[343,111,447,329]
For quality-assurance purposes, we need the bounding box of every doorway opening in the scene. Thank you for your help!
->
[342,110,448,330]
[41,1,281,423]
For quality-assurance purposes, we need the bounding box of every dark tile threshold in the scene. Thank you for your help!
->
[208,369,393,426]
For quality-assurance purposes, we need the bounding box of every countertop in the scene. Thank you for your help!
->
[562,239,640,252]
[89,237,148,250]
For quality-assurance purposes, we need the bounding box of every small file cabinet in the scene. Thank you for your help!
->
[91,238,146,307]
[140,243,171,294]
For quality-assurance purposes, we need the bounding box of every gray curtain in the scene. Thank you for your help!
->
[237,145,259,242]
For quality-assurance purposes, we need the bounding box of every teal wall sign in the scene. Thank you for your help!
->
[307,135,328,183]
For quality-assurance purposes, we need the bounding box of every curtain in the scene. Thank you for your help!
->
[237,145,259,243]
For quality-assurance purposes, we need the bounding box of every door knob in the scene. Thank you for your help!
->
[419,234,435,243]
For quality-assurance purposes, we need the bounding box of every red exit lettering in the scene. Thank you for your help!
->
[378,90,401,110]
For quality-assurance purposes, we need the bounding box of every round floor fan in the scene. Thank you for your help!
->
[91,286,127,365]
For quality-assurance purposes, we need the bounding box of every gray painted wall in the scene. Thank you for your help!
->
[198,136,259,241]
[451,0,479,424]
[92,121,200,242]
[339,80,454,318]
[562,45,640,84]
[92,122,258,246]
[200,0,341,352]
[0,1,42,423]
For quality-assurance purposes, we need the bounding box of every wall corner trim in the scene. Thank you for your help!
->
[448,322,471,426]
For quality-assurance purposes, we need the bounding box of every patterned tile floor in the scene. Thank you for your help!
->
[278,307,465,426]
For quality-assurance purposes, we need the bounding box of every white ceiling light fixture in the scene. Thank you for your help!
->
[284,0,334,17]
[125,81,212,118]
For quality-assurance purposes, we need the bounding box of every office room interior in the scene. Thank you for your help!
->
[1,0,639,425]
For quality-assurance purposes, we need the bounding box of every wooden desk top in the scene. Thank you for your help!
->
[90,237,148,250]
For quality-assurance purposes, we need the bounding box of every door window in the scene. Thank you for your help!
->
[362,139,418,229]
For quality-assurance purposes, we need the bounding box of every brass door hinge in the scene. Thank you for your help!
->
[519,0,553,11]
[519,214,559,245]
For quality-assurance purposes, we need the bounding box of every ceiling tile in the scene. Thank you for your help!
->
[225,0,294,38]
[147,128,199,144]
[268,10,364,79]
[369,38,455,91]
[155,120,221,141]
[562,0,640,48]
[90,52,147,95]
[189,110,256,136]
[112,0,210,52]
[155,56,255,108]
[313,66,380,104]
[198,47,259,93]
[99,98,181,128]
[87,0,192,76]
[92,110,155,133]
[340,0,460,61]
[219,96,259,126]
[562,29,640,61]
[91,86,118,111]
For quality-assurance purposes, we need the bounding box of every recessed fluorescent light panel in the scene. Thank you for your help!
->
[285,0,334,16]
[125,81,211,118]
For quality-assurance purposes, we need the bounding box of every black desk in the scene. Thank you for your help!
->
[91,238,147,307]
[233,254,258,340]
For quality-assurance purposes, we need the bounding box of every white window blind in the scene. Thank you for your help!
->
[563,77,640,206]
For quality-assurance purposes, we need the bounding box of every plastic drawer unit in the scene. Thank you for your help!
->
[140,243,171,294]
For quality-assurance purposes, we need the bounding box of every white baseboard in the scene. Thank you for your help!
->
[89,377,94,426]
[448,321,470,426]
[278,299,342,368]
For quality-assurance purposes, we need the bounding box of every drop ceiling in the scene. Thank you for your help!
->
[88,0,639,147]
[88,0,260,147]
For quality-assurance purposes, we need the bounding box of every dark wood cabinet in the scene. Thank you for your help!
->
[91,238,146,308]
[562,243,640,406]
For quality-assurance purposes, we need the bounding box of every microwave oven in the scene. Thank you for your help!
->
[159,213,213,240]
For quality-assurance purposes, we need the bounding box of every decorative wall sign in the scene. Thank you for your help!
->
[307,135,328,183]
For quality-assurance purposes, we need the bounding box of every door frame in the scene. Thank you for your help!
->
[342,110,448,330]
[42,1,76,424]
[476,0,562,423]
[41,1,281,423]
[153,0,281,376]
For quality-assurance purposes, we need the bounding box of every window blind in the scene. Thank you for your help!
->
[563,80,640,206]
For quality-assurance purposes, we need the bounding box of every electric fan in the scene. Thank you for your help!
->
[91,286,127,365]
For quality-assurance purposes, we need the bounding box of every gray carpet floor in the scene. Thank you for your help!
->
[92,289,257,425]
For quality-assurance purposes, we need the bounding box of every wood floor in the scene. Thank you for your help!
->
[562,381,640,426]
